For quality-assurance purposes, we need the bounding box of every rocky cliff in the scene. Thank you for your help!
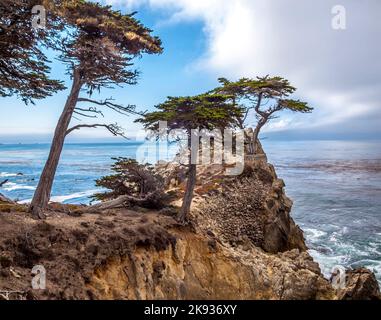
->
[0,209,334,300]
[0,147,380,300]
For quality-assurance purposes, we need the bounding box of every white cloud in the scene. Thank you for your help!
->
[106,0,381,134]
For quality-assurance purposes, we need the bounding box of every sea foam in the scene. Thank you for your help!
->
[2,182,35,191]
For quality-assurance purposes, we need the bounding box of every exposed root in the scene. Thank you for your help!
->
[28,205,47,220]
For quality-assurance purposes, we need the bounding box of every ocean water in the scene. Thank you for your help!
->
[263,140,381,283]
[1,140,380,283]
[0,143,143,204]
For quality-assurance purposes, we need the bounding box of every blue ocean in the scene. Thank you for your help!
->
[1,140,380,283]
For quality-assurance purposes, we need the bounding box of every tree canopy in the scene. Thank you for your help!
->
[54,0,163,93]
[216,76,313,128]
[136,93,243,133]
[0,0,65,103]
[215,76,313,153]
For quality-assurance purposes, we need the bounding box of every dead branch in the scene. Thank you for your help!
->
[65,123,128,139]
[77,97,146,116]
[73,110,98,118]
[75,106,104,117]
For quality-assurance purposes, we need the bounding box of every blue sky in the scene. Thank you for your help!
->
[1,0,380,143]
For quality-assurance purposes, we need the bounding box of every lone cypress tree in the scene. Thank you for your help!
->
[216,76,313,153]
[136,93,243,222]
[0,0,65,103]
[29,1,163,218]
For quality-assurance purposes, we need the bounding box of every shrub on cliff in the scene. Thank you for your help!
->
[93,158,168,209]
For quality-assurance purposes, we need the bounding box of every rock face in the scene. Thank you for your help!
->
[336,268,381,300]
[194,146,306,253]
[0,208,335,300]
[88,231,334,300]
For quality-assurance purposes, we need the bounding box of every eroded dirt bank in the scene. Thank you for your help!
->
[0,208,334,300]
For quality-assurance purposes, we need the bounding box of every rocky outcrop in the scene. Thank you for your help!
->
[193,149,306,253]
[0,209,335,300]
[0,193,15,204]
[88,230,334,300]
[336,268,381,300]
[0,202,379,300]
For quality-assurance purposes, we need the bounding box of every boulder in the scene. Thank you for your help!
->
[337,268,381,300]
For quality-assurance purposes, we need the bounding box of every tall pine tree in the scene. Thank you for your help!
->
[29,1,163,218]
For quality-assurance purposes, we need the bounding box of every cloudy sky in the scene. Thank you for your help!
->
[1,0,380,142]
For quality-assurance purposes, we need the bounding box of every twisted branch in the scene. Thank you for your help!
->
[66,123,128,139]
[77,97,146,116]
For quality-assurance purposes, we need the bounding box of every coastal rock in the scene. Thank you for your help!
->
[195,146,306,253]
[0,199,378,300]
[336,268,381,300]
[87,230,334,300]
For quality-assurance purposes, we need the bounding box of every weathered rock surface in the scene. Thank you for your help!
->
[336,268,381,300]
[194,147,306,253]
[88,231,334,300]
[0,208,336,300]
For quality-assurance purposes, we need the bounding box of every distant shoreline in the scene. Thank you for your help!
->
[1,138,381,146]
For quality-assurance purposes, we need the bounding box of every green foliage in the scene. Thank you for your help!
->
[278,99,313,113]
[0,0,65,103]
[93,157,166,208]
[217,76,296,99]
[215,75,313,126]
[0,0,163,102]
[55,0,163,94]
[136,93,244,133]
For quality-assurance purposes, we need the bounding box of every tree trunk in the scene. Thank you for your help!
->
[85,195,133,212]
[252,126,260,154]
[252,119,266,154]
[29,69,82,218]
[244,130,254,155]
[178,163,197,222]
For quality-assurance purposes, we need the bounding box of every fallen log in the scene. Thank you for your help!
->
[84,192,166,212]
